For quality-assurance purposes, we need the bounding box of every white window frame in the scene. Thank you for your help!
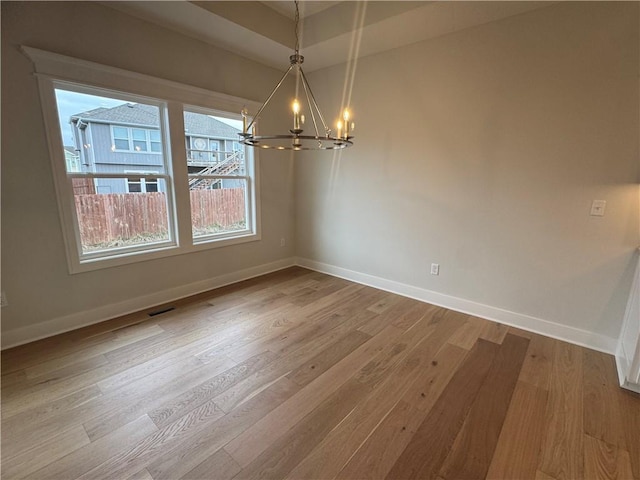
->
[23,46,261,274]
[54,84,178,262]
[111,126,131,151]
[185,106,252,243]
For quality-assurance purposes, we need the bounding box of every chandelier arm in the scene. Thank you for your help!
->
[300,71,320,137]
[246,64,294,132]
[299,67,330,133]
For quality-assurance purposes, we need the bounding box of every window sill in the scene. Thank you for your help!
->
[70,231,261,274]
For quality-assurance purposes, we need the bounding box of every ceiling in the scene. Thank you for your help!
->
[261,1,342,19]
[106,1,554,73]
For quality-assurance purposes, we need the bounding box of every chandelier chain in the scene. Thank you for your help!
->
[294,0,300,55]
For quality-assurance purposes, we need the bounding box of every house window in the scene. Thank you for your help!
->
[150,130,162,152]
[189,137,220,163]
[126,176,159,193]
[111,126,161,153]
[132,129,148,152]
[112,127,130,150]
[28,46,260,273]
[184,108,251,242]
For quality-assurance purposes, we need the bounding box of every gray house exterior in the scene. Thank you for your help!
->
[68,103,244,194]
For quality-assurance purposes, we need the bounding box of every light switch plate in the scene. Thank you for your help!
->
[590,200,606,217]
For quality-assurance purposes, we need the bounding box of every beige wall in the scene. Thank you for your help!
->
[297,2,640,340]
[1,2,295,341]
[2,1,638,348]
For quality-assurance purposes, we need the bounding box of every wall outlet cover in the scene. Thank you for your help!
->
[590,200,606,216]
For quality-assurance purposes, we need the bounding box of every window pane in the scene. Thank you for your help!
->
[190,180,247,239]
[127,178,142,193]
[73,178,169,253]
[133,140,147,152]
[132,129,146,141]
[145,179,159,193]
[113,128,130,151]
[114,139,129,150]
[113,127,128,139]
[149,131,161,152]
[53,89,166,174]
[183,110,244,175]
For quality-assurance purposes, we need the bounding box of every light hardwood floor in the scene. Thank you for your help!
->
[2,267,639,479]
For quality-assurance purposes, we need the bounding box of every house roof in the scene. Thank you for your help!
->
[71,103,241,139]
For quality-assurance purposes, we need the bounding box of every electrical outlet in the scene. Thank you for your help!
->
[280,237,286,247]
[590,200,606,216]
[430,263,440,276]
[1,291,8,307]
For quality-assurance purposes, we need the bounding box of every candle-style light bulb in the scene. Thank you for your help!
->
[343,109,351,139]
[241,107,249,134]
[293,100,301,130]
[336,120,343,140]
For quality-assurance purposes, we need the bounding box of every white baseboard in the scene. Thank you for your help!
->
[2,255,619,355]
[296,257,618,355]
[2,257,296,350]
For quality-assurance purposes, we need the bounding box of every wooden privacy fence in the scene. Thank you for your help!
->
[190,188,245,232]
[74,189,245,246]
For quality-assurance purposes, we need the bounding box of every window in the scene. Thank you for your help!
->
[126,175,159,193]
[150,130,162,152]
[56,87,174,256]
[184,108,249,242]
[112,127,130,150]
[132,129,148,152]
[111,126,162,153]
[188,137,220,163]
[28,46,260,273]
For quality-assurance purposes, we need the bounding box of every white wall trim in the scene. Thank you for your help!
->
[21,46,262,113]
[2,258,296,350]
[3,255,620,354]
[614,248,640,392]
[296,257,618,355]
[615,354,640,394]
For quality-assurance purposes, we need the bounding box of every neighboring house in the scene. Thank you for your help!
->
[69,103,244,194]
[63,146,81,172]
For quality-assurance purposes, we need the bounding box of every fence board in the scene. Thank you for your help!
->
[74,188,245,249]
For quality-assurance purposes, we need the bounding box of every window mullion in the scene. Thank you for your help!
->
[166,101,191,247]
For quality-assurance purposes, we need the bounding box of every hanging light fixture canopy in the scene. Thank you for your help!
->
[239,0,354,151]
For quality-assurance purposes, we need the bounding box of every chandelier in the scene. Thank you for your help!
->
[239,0,354,151]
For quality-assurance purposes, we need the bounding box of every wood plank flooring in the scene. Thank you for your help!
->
[2,267,639,480]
